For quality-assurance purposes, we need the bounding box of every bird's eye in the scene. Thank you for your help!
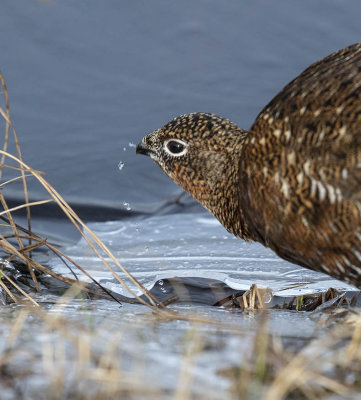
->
[167,141,184,153]
[164,139,188,156]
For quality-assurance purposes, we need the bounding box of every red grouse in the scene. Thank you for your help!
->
[137,44,361,289]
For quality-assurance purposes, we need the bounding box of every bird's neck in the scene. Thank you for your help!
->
[194,132,254,240]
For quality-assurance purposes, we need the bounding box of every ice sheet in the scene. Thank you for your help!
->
[48,213,356,298]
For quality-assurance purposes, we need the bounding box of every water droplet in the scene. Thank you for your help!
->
[144,246,149,252]
[118,161,125,171]
[158,280,164,286]
[123,147,127,152]
[262,291,273,304]
[122,202,131,211]
[128,142,136,148]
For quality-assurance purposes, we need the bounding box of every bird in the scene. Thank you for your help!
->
[136,43,361,289]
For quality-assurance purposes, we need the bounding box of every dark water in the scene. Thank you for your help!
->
[1,0,361,215]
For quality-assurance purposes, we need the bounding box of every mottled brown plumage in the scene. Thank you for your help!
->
[136,43,361,288]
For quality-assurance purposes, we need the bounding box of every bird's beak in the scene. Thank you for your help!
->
[136,141,151,156]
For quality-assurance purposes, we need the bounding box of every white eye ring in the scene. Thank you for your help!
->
[163,139,188,157]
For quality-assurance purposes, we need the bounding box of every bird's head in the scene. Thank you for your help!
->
[136,113,247,228]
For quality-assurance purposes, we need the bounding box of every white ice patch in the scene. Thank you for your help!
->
[48,213,356,297]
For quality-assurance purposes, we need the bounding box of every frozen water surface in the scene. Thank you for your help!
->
[0,299,318,400]
[5,214,360,399]
[49,213,356,298]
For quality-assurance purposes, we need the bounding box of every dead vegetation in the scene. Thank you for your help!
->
[0,70,166,309]
[220,308,361,400]
[215,285,360,312]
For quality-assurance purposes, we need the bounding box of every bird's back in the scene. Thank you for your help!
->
[241,43,361,286]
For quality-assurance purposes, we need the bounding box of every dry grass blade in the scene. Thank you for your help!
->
[0,199,52,216]
[345,311,361,361]
[0,163,44,174]
[5,308,29,348]
[0,102,32,232]
[1,270,39,306]
[0,100,32,250]
[5,239,47,259]
[0,72,10,180]
[264,338,350,400]
[0,192,40,291]
[0,75,37,289]
[174,327,202,400]
[0,172,39,187]
[0,275,18,303]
